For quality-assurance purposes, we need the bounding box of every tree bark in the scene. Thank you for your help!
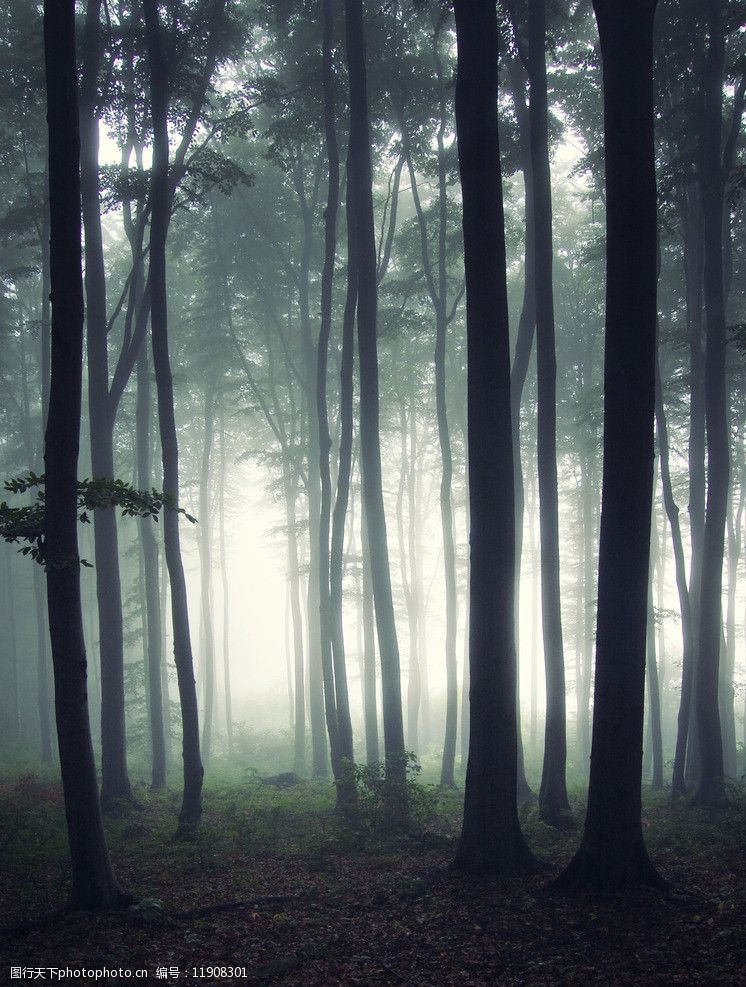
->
[199,385,216,763]
[318,0,355,808]
[136,338,167,788]
[42,0,127,908]
[80,0,131,809]
[554,0,662,890]
[344,0,407,809]
[694,0,728,806]
[452,0,536,875]
[143,0,204,836]
[529,0,570,826]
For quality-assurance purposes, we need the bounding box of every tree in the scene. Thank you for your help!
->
[693,0,729,807]
[554,0,662,890]
[42,0,128,909]
[344,0,407,811]
[142,0,216,836]
[452,0,536,875]
[527,0,571,826]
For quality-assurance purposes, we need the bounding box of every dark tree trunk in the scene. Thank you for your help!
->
[42,0,127,909]
[646,508,664,790]
[361,493,380,766]
[656,357,695,794]
[694,0,728,807]
[143,0,204,836]
[506,53,537,805]
[36,194,53,764]
[80,0,131,809]
[554,0,662,890]
[344,0,407,807]
[329,189,358,777]
[529,0,570,826]
[683,181,706,791]
[136,340,167,789]
[452,0,536,875]
[318,0,355,807]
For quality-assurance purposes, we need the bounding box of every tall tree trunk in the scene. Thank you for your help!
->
[80,0,131,809]
[694,0,728,806]
[506,54,537,805]
[361,492,380,766]
[529,0,570,825]
[555,0,661,890]
[656,357,695,794]
[344,0,407,808]
[452,0,536,875]
[683,181,706,791]
[329,189,358,772]
[199,385,216,763]
[646,501,664,790]
[318,0,355,808]
[218,412,233,757]
[42,0,127,908]
[136,340,167,788]
[143,0,204,836]
[284,467,307,774]
[36,193,53,764]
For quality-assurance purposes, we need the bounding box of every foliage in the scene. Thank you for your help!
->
[0,473,196,567]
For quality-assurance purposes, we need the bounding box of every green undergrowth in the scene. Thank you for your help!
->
[1,763,744,928]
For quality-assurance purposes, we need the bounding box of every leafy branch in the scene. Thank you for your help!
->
[0,472,197,568]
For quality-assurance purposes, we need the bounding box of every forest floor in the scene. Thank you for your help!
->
[0,770,744,986]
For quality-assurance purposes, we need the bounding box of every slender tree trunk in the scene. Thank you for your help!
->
[647,500,664,790]
[281,468,307,773]
[344,0,407,808]
[694,0,728,806]
[80,0,131,809]
[656,357,695,794]
[318,0,356,808]
[361,493,380,766]
[555,0,662,890]
[199,386,216,763]
[507,54,537,805]
[529,0,570,825]
[42,0,127,907]
[218,412,233,757]
[136,341,167,788]
[452,0,536,875]
[143,0,204,835]
[683,181,706,791]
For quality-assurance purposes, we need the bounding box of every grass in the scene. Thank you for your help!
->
[0,757,744,984]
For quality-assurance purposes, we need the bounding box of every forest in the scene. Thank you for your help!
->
[0,0,744,983]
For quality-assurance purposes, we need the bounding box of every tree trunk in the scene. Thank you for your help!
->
[143,0,204,836]
[42,0,127,908]
[218,411,233,757]
[694,0,728,806]
[284,467,307,774]
[529,0,570,825]
[199,385,216,763]
[506,54,537,805]
[452,0,536,875]
[555,0,662,890]
[136,340,167,788]
[344,0,407,809]
[655,357,695,794]
[80,0,131,809]
[318,0,356,808]
[646,503,664,790]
